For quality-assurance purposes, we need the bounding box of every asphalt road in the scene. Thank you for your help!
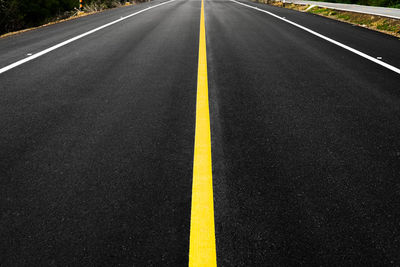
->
[1,0,400,265]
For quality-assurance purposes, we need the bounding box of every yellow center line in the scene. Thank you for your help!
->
[189,0,217,266]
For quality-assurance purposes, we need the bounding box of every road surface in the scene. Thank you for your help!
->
[1,0,400,265]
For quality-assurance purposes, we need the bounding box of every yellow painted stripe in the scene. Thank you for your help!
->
[189,0,217,266]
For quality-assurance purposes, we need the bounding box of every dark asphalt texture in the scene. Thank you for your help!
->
[1,0,400,265]
[1,0,199,265]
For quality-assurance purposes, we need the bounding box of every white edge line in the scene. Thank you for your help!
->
[230,0,400,75]
[0,0,175,75]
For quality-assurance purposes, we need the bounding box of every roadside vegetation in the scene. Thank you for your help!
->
[255,0,400,37]
[309,6,400,36]
[0,0,143,37]
[308,0,400,9]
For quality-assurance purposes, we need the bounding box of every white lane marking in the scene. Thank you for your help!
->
[0,0,175,75]
[230,0,400,75]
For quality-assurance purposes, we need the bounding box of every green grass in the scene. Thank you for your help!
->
[377,22,399,31]
[337,13,351,20]
[311,7,330,13]
[354,19,373,24]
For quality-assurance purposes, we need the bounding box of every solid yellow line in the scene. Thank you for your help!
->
[189,0,217,266]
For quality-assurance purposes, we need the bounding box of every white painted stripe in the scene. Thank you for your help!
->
[0,0,175,75]
[230,0,400,75]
